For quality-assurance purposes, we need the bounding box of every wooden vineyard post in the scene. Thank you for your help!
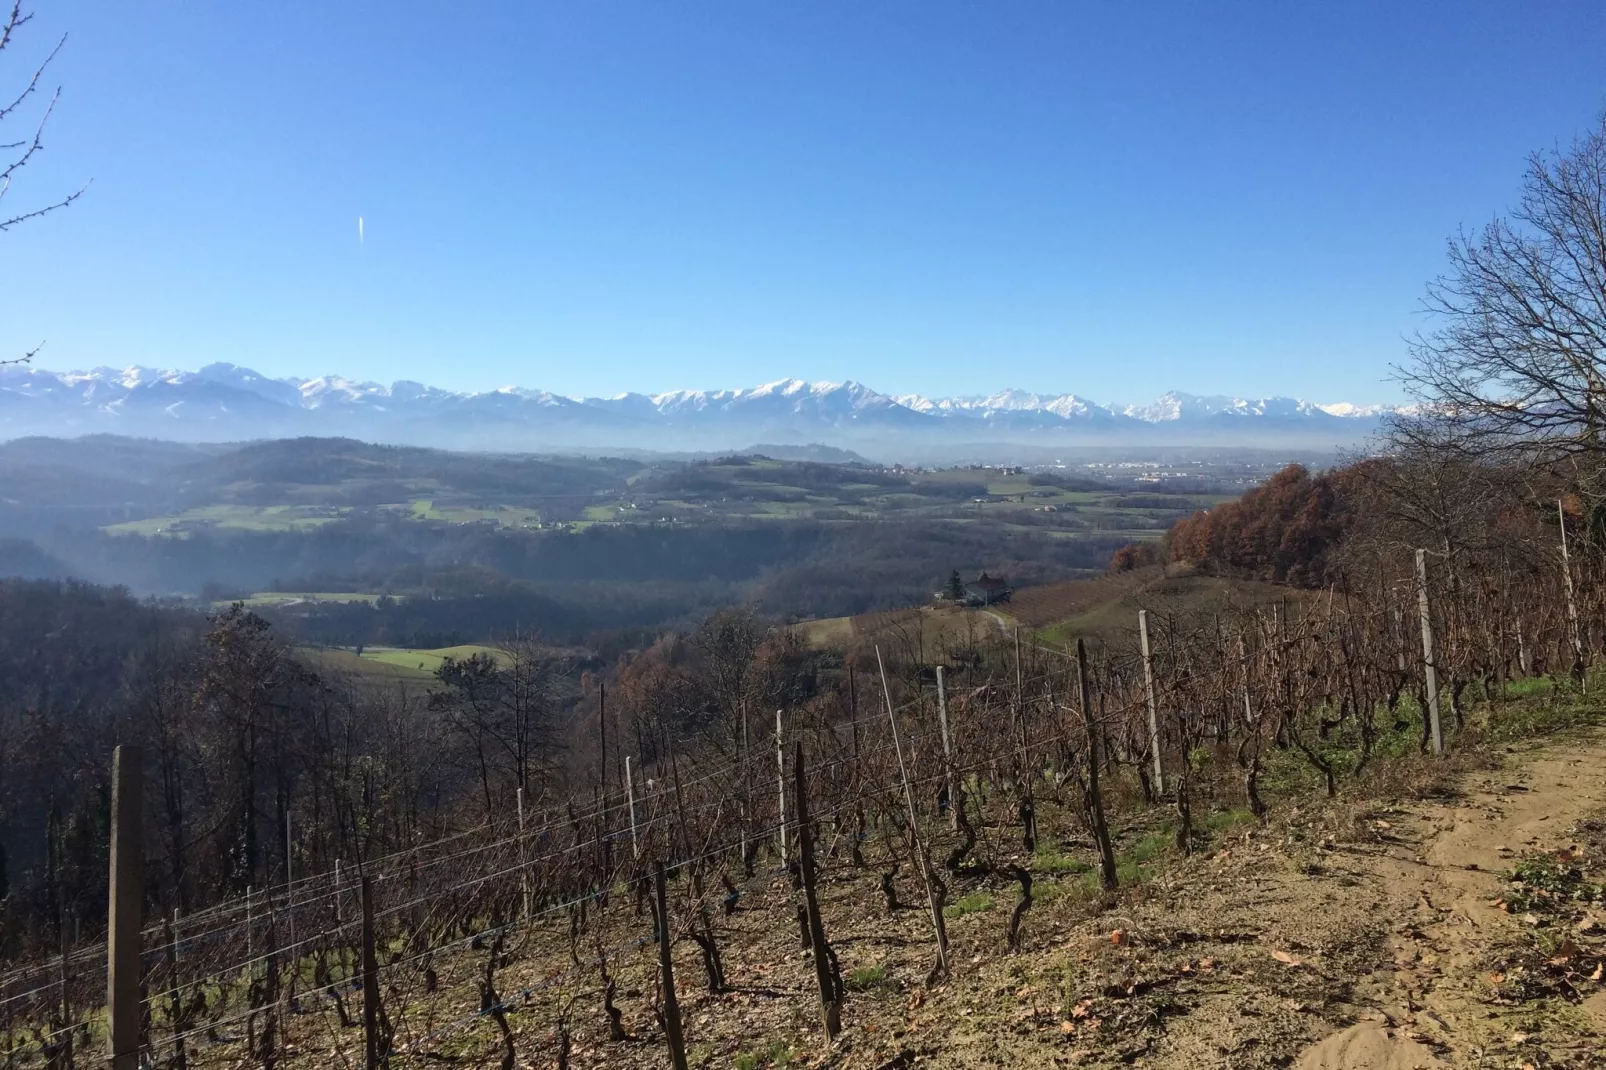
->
[876,646,950,980]
[1137,610,1165,795]
[739,699,751,869]
[107,744,143,1070]
[361,877,381,1070]
[1559,499,1587,689]
[1415,549,1445,755]
[598,679,609,792]
[1013,628,1036,849]
[794,742,842,1040]
[775,709,789,859]
[1075,640,1119,891]
[936,665,957,831]
[653,861,690,1070]
[285,808,297,969]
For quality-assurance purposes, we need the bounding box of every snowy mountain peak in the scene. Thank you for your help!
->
[0,363,1399,452]
[1119,391,1337,423]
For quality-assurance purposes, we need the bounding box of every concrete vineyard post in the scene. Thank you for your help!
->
[626,758,640,859]
[1559,499,1587,689]
[936,665,957,831]
[1137,609,1165,795]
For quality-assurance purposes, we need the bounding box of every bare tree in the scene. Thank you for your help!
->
[432,634,570,818]
[2,2,86,365]
[1396,110,1606,473]
[0,2,82,228]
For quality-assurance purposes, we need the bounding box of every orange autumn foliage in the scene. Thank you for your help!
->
[1167,463,1353,587]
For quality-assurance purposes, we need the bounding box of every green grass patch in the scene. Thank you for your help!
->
[1504,675,1560,698]
[1202,806,1255,837]
[1034,844,1093,876]
[1127,828,1173,864]
[1032,880,1067,904]
[1071,826,1172,893]
[359,644,506,674]
[735,1040,794,1069]
[845,964,888,991]
[1481,684,1606,742]
[943,891,995,919]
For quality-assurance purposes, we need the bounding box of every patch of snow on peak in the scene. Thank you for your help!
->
[1318,402,1396,419]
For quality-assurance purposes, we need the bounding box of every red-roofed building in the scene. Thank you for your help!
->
[963,572,1012,606]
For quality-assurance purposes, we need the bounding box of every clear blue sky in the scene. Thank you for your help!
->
[2,2,1603,403]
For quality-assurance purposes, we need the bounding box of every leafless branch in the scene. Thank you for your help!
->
[1,3,86,360]
[1393,110,1606,472]
[0,338,42,366]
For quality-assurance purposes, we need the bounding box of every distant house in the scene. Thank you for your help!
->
[963,572,1012,606]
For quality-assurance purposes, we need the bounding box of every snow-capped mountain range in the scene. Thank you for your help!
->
[0,363,1401,456]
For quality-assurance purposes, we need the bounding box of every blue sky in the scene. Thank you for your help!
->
[2,2,1603,403]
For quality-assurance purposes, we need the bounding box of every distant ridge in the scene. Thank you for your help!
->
[0,363,1399,456]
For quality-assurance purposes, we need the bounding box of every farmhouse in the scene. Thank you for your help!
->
[964,572,1013,606]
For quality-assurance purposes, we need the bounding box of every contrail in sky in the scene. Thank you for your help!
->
[358,216,365,246]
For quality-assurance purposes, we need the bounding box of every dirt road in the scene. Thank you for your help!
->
[1285,734,1606,1068]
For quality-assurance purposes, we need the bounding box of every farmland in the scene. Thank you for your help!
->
[357,643,507,674]
[403,499,545,528]
[64,441,1238,541]
[796,566,1299,655]
[2,435,1270,645]
[224,591,384,607]
[299,643,508,682]
[103,503,348,536]
[794,603,1006,654]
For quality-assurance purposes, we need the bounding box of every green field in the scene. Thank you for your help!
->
[407,499,543,528]
[299,643,511,682]
[357,644,507,674]
[104,504,346,536]
[302,647,437,682]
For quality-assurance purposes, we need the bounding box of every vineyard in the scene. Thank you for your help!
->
[4,513,1605,1069]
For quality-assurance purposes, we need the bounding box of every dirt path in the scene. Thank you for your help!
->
[1286,735,1606,1069]
[932,730,1606,1070]
[811,731,1606,1070]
